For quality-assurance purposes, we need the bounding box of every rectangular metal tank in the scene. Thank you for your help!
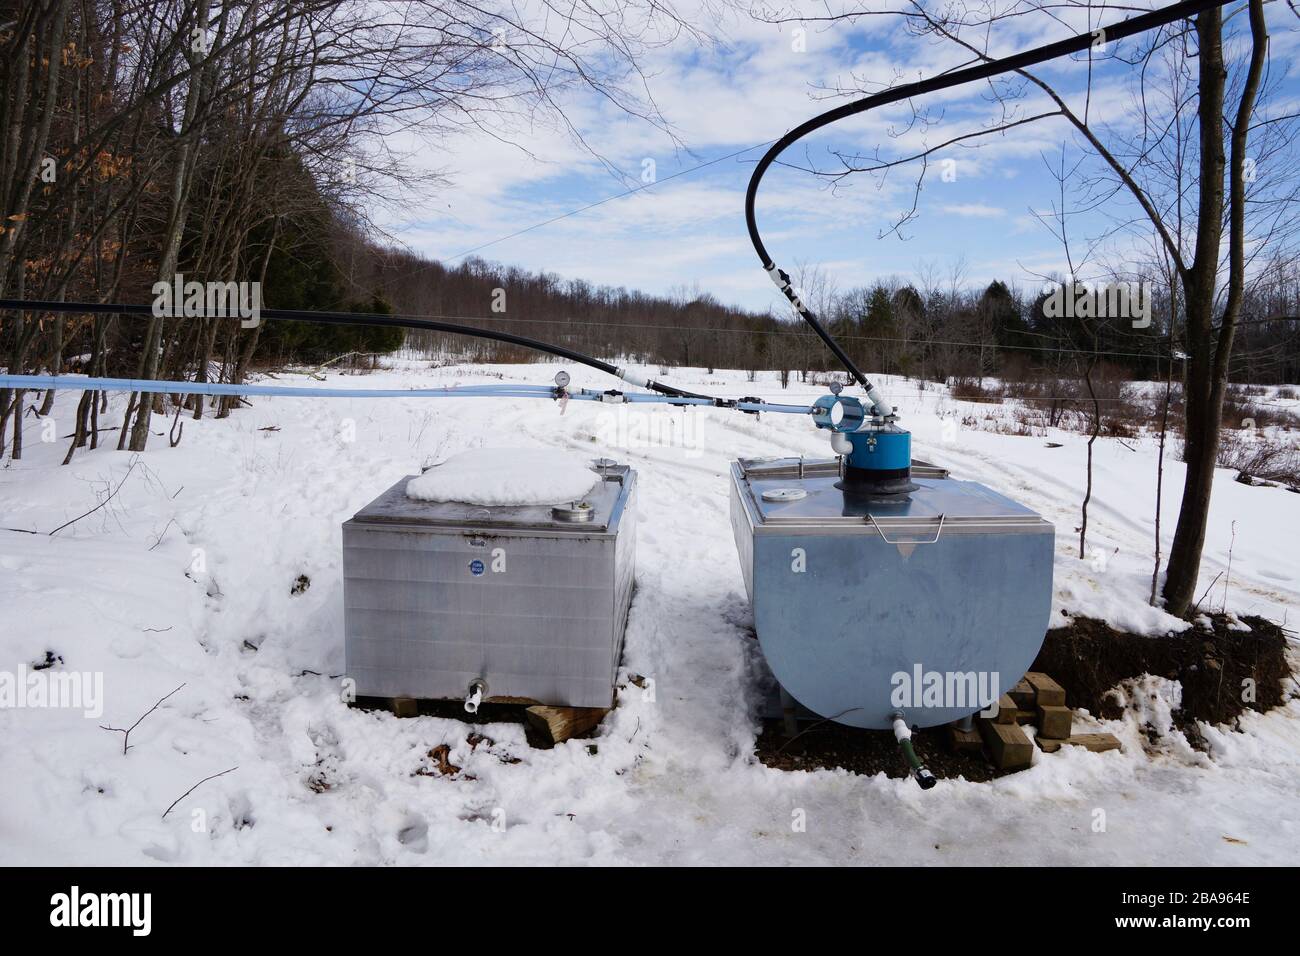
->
[344,461,636,708]
[729,456,1054,729]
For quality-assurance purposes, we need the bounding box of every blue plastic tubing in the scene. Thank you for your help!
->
[0,374,813,416]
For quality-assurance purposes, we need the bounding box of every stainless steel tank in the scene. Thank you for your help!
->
[344,460,636,708]
[730,456,1054,729]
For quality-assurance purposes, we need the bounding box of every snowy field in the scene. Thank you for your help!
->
[1,360,1298,865]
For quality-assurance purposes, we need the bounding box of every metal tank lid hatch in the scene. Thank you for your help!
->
[734,456,1050,535]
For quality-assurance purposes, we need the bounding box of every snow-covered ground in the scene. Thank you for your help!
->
[1,361,1297,865]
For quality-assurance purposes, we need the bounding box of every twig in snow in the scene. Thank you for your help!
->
[100,682,186,755]
[48,458,139,535]
[148,518,177,551]
[60,425,120,440]
[162,766,238,820]
[1222,521,1237,613]
[1192,573,1224,618]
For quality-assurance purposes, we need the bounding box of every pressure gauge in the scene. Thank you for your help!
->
[554,370,571,388]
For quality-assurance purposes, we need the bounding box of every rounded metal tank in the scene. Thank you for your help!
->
[730,456,1055,729]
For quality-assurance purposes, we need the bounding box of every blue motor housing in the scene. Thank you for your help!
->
[845,426,909,472]
[811,394,919,500]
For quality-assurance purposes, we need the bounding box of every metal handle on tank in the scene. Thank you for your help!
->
[867,513,945,545]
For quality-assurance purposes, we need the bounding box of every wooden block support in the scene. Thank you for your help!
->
[993,694,1017,724]
[947,724,983,754]
[1025,672,1066,707]
[1037,704,1073,740]
[524,705,606,747]
[1071,733,1122,753]
[1085,733,1122,752]
[978,720,1034,770]
[392,697,419,718]
[1008,677,1037,710]
[1036,732,1122,754]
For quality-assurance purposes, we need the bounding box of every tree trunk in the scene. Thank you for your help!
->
[1161,9,1228,616]
[1162,4,1266,616]
[38,316,63,414]
[1162,336,1219,615]
[128,2,210,451]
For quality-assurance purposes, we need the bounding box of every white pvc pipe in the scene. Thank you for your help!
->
[864,384,892,418]
[891,714,911,743]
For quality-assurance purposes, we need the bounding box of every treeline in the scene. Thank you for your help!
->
[812,271,1300,388]
[349,247,1300,390]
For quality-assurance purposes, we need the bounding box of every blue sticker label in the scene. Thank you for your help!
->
[469,559,485,576]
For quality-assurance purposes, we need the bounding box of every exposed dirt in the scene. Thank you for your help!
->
[756,719,1009,782]
[1034,613,1293,744]
[755,612,1293,777]
[417,743,462,777]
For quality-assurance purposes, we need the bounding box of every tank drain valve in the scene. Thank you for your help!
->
[891,713,937,790]
[464,679,488,714]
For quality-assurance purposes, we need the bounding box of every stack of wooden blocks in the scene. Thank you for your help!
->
[951,672,1122,771]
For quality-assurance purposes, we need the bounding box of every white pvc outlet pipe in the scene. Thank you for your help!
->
[464,679,486,714]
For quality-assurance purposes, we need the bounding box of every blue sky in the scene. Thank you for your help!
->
[379,1,1300,313]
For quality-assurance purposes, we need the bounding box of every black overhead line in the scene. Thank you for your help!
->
[0,298,1198,362]
[0,298,716,403]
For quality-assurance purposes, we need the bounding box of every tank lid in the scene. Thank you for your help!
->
[351,461,632,532]
[735,456,1050,532]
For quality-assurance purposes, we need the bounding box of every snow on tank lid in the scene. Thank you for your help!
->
[405,447,599,507]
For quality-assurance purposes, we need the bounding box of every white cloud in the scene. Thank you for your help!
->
[940,203,1006,218]
[355,0,1296,312]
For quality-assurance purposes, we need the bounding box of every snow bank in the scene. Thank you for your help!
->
[405,447,597,506]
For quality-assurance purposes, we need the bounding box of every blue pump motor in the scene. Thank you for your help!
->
[811,394,919,500]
